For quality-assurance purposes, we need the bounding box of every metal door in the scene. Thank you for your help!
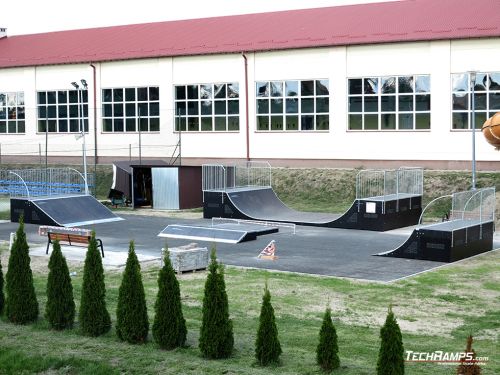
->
[152,167,179,209]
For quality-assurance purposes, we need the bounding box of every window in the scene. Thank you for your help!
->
[348,75,431,131]
[102,86,159,132]
[37,90,88,133]
[174,83,239,132]
[451,72,500,130]
[0,92,25,133]
[256,79,329,131]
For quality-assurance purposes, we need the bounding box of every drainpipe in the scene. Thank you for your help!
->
[242,53,250,161]
[90,63,98,196]
[90,64,98,166]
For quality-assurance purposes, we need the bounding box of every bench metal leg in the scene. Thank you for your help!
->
[97,239,104,257]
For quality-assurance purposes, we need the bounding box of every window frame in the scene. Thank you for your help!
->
[36,89,89,134]
[0,91,26,134]
[347,75,431,132]
[255,79,330,132]
[173,82,240,132]
[451,71,500,131]
[101,86,160,133]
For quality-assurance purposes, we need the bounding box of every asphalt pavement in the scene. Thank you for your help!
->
[4,212,498,282]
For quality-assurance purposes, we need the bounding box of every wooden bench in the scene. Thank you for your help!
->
[46,231,104,257]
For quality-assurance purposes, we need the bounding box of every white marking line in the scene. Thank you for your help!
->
[387,247,500,283]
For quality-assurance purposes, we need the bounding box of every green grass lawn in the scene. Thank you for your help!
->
[0,246,498,374]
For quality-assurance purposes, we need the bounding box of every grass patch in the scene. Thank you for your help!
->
[0,249,498,374]
[0,347,118,375]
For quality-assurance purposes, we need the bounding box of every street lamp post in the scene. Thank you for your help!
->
[469,71,477,190]
[71,80,89,195]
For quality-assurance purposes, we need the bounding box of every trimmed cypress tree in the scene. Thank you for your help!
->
[5,218,39,324]
[46,240,75,330]
[79,231,111,336]
[152,247,187,349]
[116,241,149,344]
[376,306,404,375]
[199,247,233,359]
[0,259,4,316]
[316,306,340,372]
[255,283,282,366]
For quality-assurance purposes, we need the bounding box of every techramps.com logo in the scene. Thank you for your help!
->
[405,350,489,366]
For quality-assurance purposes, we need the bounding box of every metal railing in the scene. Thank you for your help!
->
[1,167,94,198]
[356,167,423,200]
[355,167,423,213]
[398,167,424,196]
[420,188,496,246]
[202,161,272,192]
[418,194,453,225]
[450,187,495,223]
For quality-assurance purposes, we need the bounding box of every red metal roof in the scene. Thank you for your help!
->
[0,0,499,68]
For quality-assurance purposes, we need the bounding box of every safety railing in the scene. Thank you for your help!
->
[0,168,94,198]
[356,167,423,213]
[202,161,271,192]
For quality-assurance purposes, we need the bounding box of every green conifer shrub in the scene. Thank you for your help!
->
[116,241,149,344]
[5,218,39,324]
[199,248,233,359]
[376,306,404,375]
[152,247,187,349]
[79,231,111,336]
[45,240,75,330]
[255,283,282,366]
[316,306,340,372]
[0,259,4,315]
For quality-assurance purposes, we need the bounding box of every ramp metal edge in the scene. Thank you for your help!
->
[63,217,124,227]
[158,224,247,244]
[157,233,240,244]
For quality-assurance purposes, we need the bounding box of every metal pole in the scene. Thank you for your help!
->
[138,107,142,165]
[45,111,48,170]
[470,71,477,190]
[39,143,41,165]
[82,89,88,195]
[178,108,182,166]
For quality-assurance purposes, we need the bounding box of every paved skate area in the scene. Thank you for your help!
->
[1,213,498,282]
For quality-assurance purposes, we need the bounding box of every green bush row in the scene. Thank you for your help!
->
[1,220,409,373]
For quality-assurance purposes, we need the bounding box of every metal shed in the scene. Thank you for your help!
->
[110,160,202,210]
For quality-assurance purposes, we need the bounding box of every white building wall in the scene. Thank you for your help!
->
[0,37,499,165]
[171,54,248,159]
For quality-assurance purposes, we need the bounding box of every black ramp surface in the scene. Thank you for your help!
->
[32,195,123,227]
[227,187,340,223]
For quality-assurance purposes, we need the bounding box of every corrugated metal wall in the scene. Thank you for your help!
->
[152,167,179,209]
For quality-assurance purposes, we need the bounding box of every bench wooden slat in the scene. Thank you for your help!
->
[46,231,104,257]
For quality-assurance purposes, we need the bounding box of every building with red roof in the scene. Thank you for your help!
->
[0,0,499,169]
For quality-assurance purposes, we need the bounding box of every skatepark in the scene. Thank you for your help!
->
[1,163,497,282]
